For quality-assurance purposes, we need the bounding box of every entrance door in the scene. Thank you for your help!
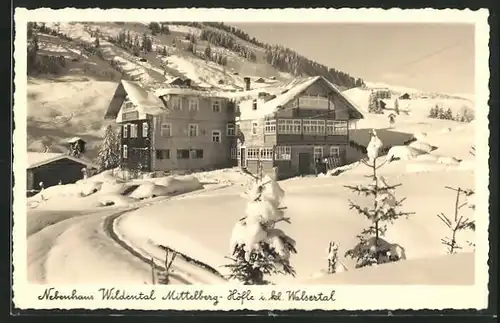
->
[240,147,247,168]
[298,152,311,175]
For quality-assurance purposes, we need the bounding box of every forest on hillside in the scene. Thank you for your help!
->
[165,21,365,88]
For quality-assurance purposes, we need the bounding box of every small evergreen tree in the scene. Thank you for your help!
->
[444,108,453,120]
[225,169,297,285]
[148,22,161,35]
[428,105,438,118]
[204,44,212,60]
[344,132,414,268]
[326,241,347,273]
[436,186,476,254]
[437,106,446,119]
[94,35,100,48]
[96,125,120,172]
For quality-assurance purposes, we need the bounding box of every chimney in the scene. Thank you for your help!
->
[244,77,251,91]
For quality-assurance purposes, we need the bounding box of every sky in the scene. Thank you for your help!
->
[232,23,475,95]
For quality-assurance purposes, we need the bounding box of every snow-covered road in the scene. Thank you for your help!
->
[26,205,211,284]
[26,184,235,285]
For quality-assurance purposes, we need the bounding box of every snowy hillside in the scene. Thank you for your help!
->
[26,22,305,158]
[26,22,477,160]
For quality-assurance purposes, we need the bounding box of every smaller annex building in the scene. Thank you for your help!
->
[27,152,97,192]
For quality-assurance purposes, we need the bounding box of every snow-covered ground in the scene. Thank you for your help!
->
[25,167,255,284]
[24,22,483,287]
[24,85,480,285]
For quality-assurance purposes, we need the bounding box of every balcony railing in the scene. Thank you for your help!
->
[264,118,348,136]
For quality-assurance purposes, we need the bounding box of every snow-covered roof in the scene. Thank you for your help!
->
[27,152,97,169]
[121,80,166,114]
[104,80,167,119]
[237,76,365,120]
[67,137,84,143]
[154,87,227,98]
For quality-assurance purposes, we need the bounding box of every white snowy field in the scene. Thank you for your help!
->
[24,113,479,285]
[115,166,475,285]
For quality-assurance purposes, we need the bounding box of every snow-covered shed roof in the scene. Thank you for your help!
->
[67,137,84,143]
[237,76,365,120]
[27,152,97,169]
[104,80,167,119]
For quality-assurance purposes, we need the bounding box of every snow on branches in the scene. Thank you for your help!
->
[344,139,414,268]
[96,125,120,172]
[225,174,297,285]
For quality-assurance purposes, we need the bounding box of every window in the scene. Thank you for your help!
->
[252,100,257,110]
[247,148,260,160]
[123,100,134,110]
[191,149,203,159]
[333,121,348,135]
[298,94,332,108]
[161,123,171,137]
[277,119,301,134]
[122,145,128,158]
[302,120,311,134]
[330,146,340,158]
[122,111,139,121]
[264,119,276,134]
[122,124,128,138]
[155,149,170,160]
[292,119,302,133]
[188,98,199,111]
[260,148,274,160]
[177,149,190,159]
[171,96,181,110]
[326,120,335,135]
[303,120,325,135]
[212,99,221,112]
[317,120,325,135]
[212,130,221,143]
[230,147,238,160]
[313,146,323,160]
[142,122,149,137]
[188,124,199,137]
[251,121,258,135]
[227,123,235,136]
[275,146,291,160]
[130,124,138,138]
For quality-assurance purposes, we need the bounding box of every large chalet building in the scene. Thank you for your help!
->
[105,80,237,173]
[235,76,364,179]
[104,76,364,179]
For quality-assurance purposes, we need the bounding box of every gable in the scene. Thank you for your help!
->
[277,77,364,119]
[104,82,127,119]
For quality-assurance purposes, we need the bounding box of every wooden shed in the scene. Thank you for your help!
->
[27,152,97,192]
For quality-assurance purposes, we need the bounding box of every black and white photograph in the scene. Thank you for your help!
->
[13,8,490,311]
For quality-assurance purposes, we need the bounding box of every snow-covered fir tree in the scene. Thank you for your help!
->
[225,173,297,285]
[96,125,121,172]
[344,131,414,268]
